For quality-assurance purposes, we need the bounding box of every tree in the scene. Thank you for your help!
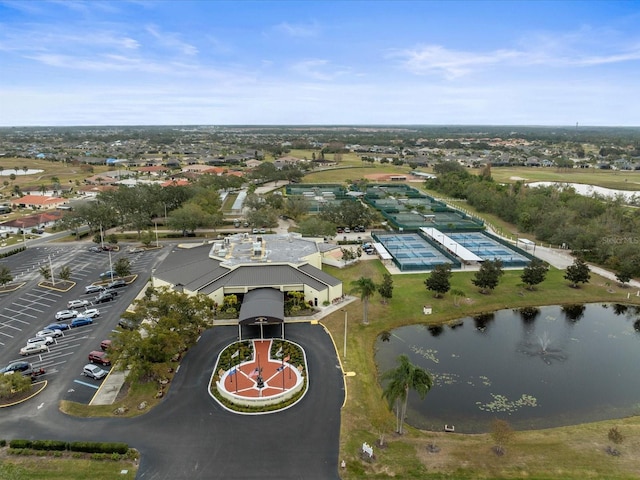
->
[472,259,504,294]
[615,263,635,286]
[284,196,310,221]
[381,354,433,435]
[520,258,549,290]
[350,276,377,325]
[58,265,72,282]
[564,257,591,288]
[424,263,452,298]
[168,203,209,234]
[39,265,51,282]
[297,217,336,238]
[0,265,13,286]
[378,273,393,304]
[114,257,131,278]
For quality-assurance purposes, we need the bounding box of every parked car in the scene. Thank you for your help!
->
[100,339,112,351]
[88,350,111,366]
[28,336,54,346]
[67,299,90,309]
[99,270,117,280]
[36,328,63,338]
[20,343,48,356]
[118,318,140,330]
[107,279,127,289]
[94,291,117,304]
[82,364,107,380]
[84,285,105,295]
[83,308,100,318]
[0,361,45,380]
[69,317,93,328]
[44,323,70,331]
[88,246,102,253]
[55,309,78,320]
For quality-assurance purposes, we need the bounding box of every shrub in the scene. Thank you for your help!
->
[608,427,624,445]
[0,439,6,447]
[9,439,32,449]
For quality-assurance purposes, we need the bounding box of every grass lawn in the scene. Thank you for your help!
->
[322,260,640,479]
[0,450,138,479]
[477,166,640,191]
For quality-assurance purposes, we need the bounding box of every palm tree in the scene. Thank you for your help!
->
[381,354,433,435]
[350,276,377,325]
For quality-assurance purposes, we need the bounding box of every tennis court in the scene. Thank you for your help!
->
[448,232,530,266]
[374,232,459,271]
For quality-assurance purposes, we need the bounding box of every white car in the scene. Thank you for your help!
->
[27,336,54,346]
[55,310,78,320]
[83,364,107,380]
[82,308,100,318]
[20,343,49,356]
[67,299,90,309]
[84,285,105,295]
[36,328,63,339]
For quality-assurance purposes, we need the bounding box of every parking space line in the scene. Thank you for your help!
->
[0,313,29,330]
[11,302,45,313]
[3,308,37,319]
[0,321,21,331]
[0,330,14,337]
[74,379,100,389]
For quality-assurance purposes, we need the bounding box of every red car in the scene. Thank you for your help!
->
[88,350,111,366]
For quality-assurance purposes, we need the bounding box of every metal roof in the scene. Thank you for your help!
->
[239,288,284,325]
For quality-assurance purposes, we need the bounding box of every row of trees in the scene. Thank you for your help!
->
[426,162,640,279]
[424,257,591,298]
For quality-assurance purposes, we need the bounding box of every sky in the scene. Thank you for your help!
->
[0,0,639,127]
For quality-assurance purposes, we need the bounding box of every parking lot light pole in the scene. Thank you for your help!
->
[341,308,347,359]
[108,251,114,281]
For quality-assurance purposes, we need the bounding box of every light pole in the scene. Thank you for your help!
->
[108,250,114,282]
[341,308,348,359]
[154,220,159,247]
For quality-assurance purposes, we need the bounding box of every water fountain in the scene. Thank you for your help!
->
[519,330,567,365]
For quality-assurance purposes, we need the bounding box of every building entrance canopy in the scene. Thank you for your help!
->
[239,288,284,325]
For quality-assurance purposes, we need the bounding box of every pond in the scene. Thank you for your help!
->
[375,303,640,433]
[0,169,44,176]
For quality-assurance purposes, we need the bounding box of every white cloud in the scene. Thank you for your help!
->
[274,22,320,38]
[145,24,198,56]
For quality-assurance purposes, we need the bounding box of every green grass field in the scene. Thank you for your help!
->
[322,261,640,479]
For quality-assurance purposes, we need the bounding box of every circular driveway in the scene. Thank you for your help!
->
[1,323,344,480]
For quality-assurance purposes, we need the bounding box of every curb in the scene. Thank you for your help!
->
[0,380,48,408]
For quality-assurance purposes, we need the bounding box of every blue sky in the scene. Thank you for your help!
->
[0,0,638,126]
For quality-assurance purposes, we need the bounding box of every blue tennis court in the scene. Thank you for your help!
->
[448,232,530,266]
[375,233,457,271]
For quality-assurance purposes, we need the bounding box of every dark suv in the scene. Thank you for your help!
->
[0,361,46,380]
[94,291,117,304]
[107,279,127,289]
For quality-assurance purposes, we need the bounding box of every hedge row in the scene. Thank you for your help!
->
[0,246,26,258]
[9,439,128,454]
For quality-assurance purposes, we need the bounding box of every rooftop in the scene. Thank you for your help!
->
[209,232,319,267]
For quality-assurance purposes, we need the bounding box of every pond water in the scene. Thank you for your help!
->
[375,304,640,433]
[0,169,44,176]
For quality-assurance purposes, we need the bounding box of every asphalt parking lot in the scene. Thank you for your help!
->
[0,242,170,404]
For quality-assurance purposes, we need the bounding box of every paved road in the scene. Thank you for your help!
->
[1,323,344,480]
